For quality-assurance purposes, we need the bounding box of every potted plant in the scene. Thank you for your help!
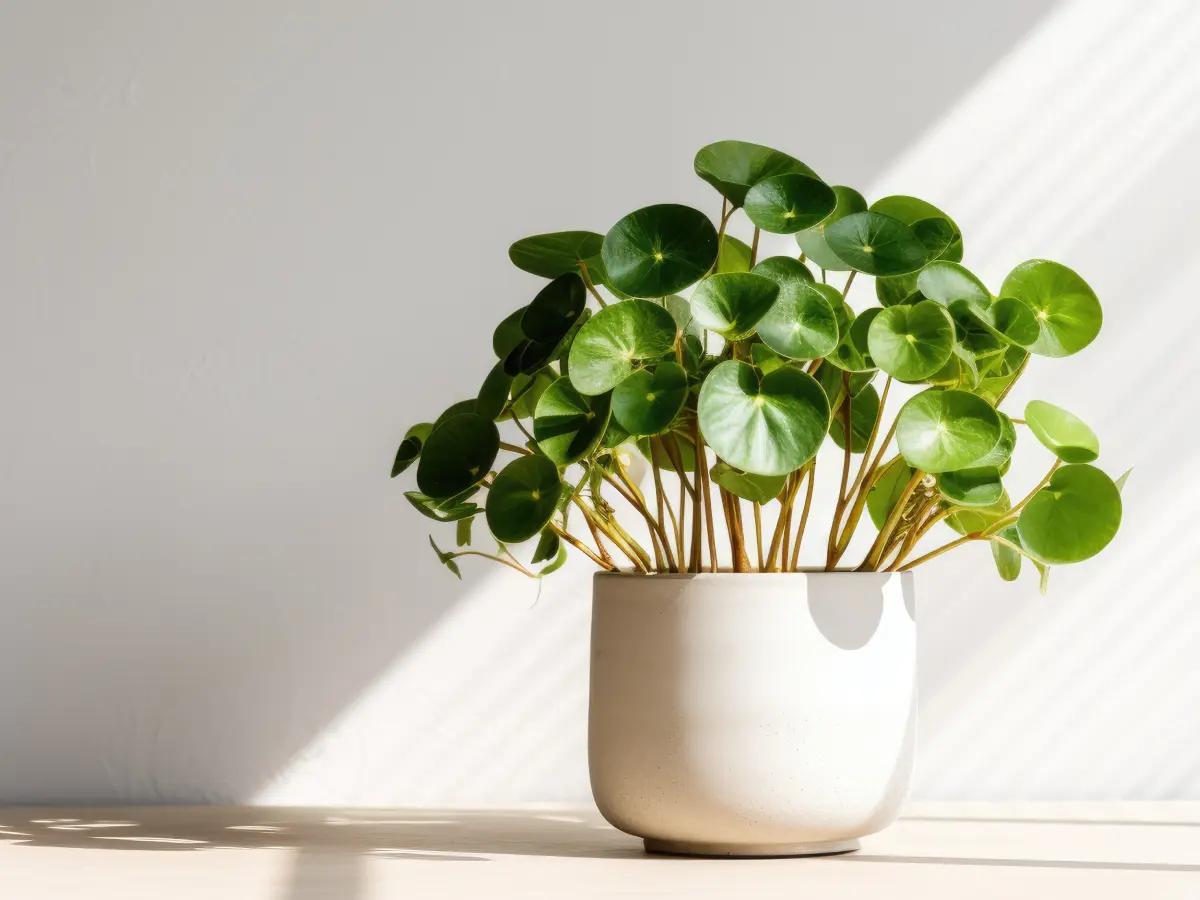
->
[391,140,1125,857]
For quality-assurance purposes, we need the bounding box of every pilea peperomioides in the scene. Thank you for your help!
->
[393,140,1124,588]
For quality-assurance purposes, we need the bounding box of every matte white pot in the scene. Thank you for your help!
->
[588,571,916,857]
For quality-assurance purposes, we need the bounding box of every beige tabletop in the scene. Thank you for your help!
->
[2,803,1198,898]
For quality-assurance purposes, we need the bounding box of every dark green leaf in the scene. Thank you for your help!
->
[521,273,586,342]
[601,204,719,297]
[693,140,818,207]
[392,422,433,477]
[826,211,929,276]
[690,272,780,340]
[533,378,612,466]
[743,174,837,234]
[486,455,563,544]
[416,413,500,499]
[612,360,688,436]
[509,231,604,279]
[567,299,678,395]
[796,185,868,272]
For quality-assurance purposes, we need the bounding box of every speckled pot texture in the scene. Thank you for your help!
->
[588,571,917,857]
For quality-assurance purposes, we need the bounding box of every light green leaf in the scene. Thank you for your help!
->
[940,466,1004,507]
[754,261,839,360]
[1000,259,1102,357]
[867,300,955,381]
[690,272,780,340]
[698,360,830,476]
[896,389,1002,473]
[868,459,914,530]
[710,461,787,504]
[567,299,677,395]
[1017,464,1121,564]
[1025,399,1100,463]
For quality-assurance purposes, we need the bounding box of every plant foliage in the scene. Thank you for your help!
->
[392,141,1124,588]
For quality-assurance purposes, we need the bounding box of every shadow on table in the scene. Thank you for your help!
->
[3,808,1198,878]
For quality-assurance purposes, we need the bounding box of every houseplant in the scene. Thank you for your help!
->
[391,140,1125,856]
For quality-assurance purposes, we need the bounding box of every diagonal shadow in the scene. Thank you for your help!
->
[0,0,1063,807]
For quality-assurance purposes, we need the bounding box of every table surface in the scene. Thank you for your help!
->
[2,803,1198,898]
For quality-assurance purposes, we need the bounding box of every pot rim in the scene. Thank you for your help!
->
[593,569,913,579]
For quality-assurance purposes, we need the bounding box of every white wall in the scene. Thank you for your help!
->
[1,0,1196,805]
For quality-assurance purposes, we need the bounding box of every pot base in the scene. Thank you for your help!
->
[643,837,861,858]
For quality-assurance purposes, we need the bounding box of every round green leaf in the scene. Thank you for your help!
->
[970,410,1017,467]
[917,260,990,309]
[717,234,754,274]
[601,204,719,297]
[912,217,960,260]
[958,296,1040,348]
[1025,399,1100,463]
[947,490,1011,536]
[928,344,981,391]
[867,300,955,381]
[698,360,829,476]
[709,461,787,505]
[509,367,556,419]
[826,304,879,373]
[638,431,696,473]
[876,271,922,308]
[1017,464,1121,564]
[416,412,500,499]
[755,278,839,361]
[477,361,514,421]
[796,185,868,272]
[567,299,677,395]
[825,211,929,276]
[392,422,433,477]
[486,455,563,544]
[939,466,1004,507]
[493,308,527,359]
[752,255,815,285]
[870,195,963,262]
[693,140,818,208]
[521,273,585,342]
[1000,259,1102,357]
[690,272,780,340]
[611,361,688,437]
[743,174,837,234]
[992,539,1022,581]
[434,399,479,429]
[868,458,914,530]
[533,378,612,467]
[830,384,880,453]
[508,231,604,279]
[895,389,1002,473]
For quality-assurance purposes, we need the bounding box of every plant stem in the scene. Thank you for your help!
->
[753,502,764,571]
[765,471,801,571]
[899,534,975,571]
[605,469,674,571]
[690,419,705,571]
[827,373,854,568]
[695,428,719,572]
[842,269,857,298]
[995,353,1030,407]
[833,418,900,562]
[861,469,924,570]
[549,522,616,571]
[790,461,817,571]
[577,260,608,308]
[450,550,536,578]
[749,227,761,268]
[982,459,1063,536]
[512,415,536,444]
[499,441,532,455]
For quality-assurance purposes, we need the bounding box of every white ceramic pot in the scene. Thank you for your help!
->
[588,571,916,857]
